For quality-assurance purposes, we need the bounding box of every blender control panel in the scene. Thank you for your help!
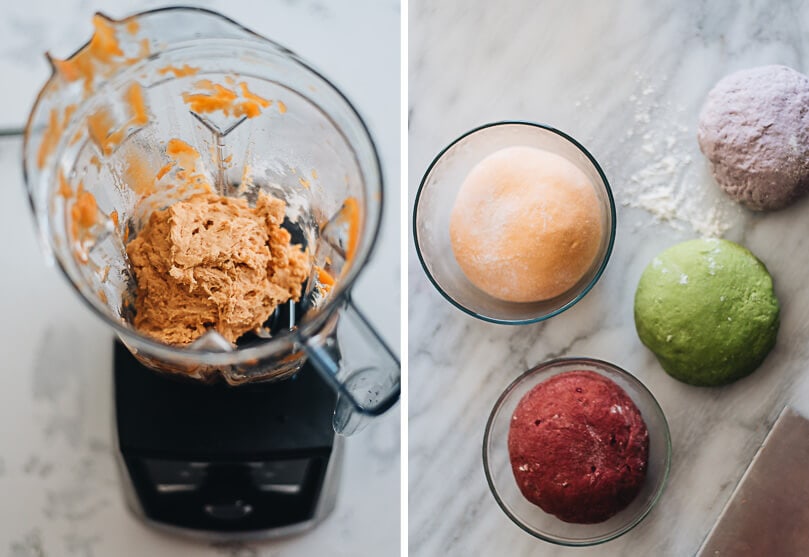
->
[145,459,310,496]
[113,342,339,533]
[124,455,329,531]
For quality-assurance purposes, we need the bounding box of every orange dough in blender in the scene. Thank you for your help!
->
[449,146,603,302]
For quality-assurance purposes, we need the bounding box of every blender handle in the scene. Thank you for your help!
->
[302,297,400,435]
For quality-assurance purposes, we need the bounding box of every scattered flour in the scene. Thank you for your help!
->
[589,71,744,237]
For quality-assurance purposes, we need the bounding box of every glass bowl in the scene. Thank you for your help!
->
[413,121,616,324]
[482,357,671,546]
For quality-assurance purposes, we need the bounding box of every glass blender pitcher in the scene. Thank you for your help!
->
[23,7,399,433]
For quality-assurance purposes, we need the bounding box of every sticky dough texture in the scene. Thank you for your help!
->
[697,65,809,211]
[508,370,649,524]
[449,146,603,302]
[127,192,310,345]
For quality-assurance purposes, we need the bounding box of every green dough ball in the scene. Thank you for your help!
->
[634,239,779,386]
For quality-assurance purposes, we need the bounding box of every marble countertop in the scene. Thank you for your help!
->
[408,1,809,555]
[0,1,400,556]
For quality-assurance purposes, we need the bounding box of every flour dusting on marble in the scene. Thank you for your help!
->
[608,72,744,237]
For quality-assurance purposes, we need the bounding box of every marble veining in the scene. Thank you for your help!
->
[0,0,400,555]
[409,1,809,555]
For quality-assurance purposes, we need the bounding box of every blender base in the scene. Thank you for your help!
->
[112,341,342,539]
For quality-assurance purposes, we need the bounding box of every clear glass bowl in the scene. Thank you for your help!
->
[482,357,671,546]
[413,122,616,324]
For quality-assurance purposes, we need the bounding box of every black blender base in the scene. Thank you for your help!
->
[113,341,342,537]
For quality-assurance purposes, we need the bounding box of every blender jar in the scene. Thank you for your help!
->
[23,7,399,432]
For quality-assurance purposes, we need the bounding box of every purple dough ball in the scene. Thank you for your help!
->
[697,65,809,211]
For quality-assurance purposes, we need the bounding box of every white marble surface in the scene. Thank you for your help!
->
[0,1,400,556]
[409,1,809,555]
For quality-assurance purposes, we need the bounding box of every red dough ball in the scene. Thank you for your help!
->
[507,370,649,523]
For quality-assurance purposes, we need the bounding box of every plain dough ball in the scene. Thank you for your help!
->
[634,239,780,386]
[449,146,603,303]
[697,65,809,211]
